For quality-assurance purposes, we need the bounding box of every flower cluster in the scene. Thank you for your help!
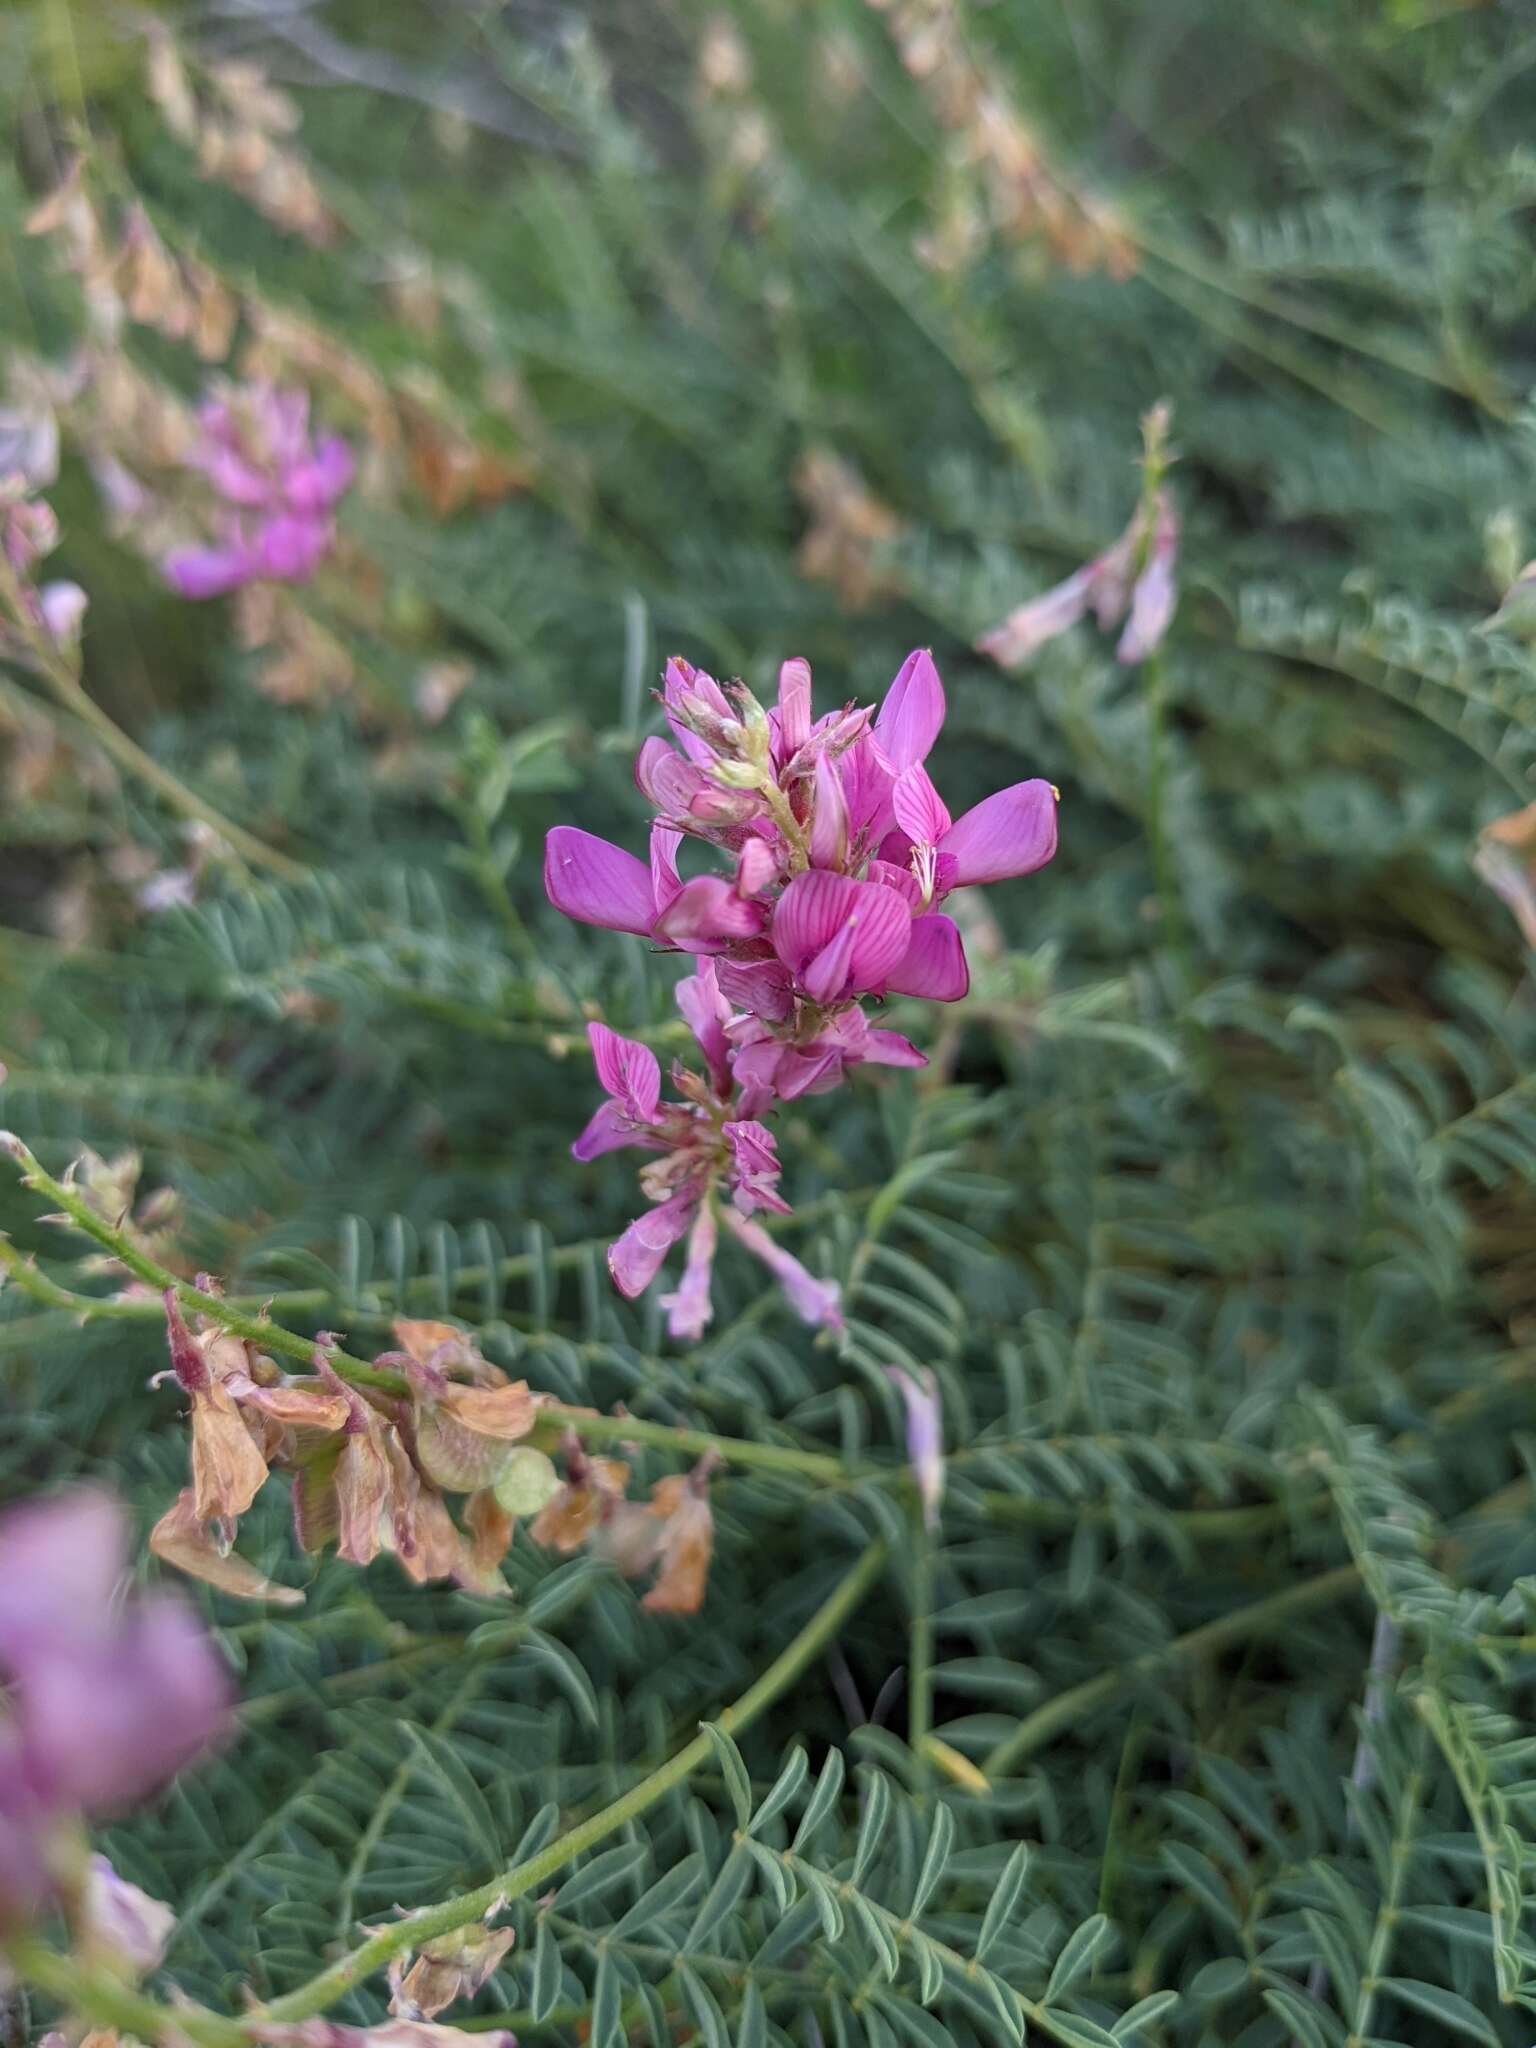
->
[978,402,1179,668]
[546,647,1057,1331]
[163,383,352,599]
[0,1488,229,1925]
[151,1302,554,1606]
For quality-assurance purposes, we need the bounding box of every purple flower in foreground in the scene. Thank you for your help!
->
[0,1487,229,1923]
[164,384,352,600]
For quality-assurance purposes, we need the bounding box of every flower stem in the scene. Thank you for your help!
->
[261,1537,888,2022]
[907,1506,935,1787]
[0,556,307,882]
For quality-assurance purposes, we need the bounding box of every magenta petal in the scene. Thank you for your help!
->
[808,753,848,869]
[663,656,731,767]
[660,1202,717,1341]
[544,827,657,935]
[163,543,252,600]
[776,657,813,757]
[723,1213,843,1329]
[865,1028,928,1068]
[975,568,1095,667]
[874,649,946,773]
[939,779,1058,886]
[885,914,970,1001]
[675,958,734,1093]
[0,1489,126,1666]
[866,857,923,909]
[283,435,353,512]
[587,1022,661,1121]
[654,875,766,951]
[716,953,795,1022]
[571,1100,649,1161]
[771,870,911,993]
[650,823,683,915]
[19,1598,230,1813]
[250,514,330,583]
[635,737,707,816]
[608,1193,697,1298]
[892,764,952,846]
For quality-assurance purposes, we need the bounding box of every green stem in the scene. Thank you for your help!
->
[4,1935,244,2048]
[261,1539,887,2022]
[907,1508,935,1785]
[1345,1739,1426,2045]
[0,558,307,883]
[982,1564,1360,1779]
[1142,648,1194,999]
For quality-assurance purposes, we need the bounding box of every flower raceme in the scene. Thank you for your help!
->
[545,648,1058,1332]
[163,383,353,599]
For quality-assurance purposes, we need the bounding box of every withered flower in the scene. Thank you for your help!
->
[384,1904,515,2022]
[529,1437,630,1553]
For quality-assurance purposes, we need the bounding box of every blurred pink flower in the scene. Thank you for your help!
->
[0,1487,230,1923]
[164,384,352,599]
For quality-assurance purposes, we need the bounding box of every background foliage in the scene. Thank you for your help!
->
[4,0,1536,2042]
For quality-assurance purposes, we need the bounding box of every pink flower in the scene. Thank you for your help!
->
[0,1487,230,1924]
[978,408,1179,668]
[572,965,842,1338]
[886,1367,944,1531]
[163,384,352,600]
[549,644,1059,1332]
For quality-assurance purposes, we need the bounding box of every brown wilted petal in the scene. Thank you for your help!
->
[529,1456,629,1554]
[190,1380,269,1526]
[224,1372,351,1434]
[334,1423,394,1565]
[386,1917,515,2022]
[641,1471,715,1615]
[150,1489,304,1605]
[463,1490,514,1573]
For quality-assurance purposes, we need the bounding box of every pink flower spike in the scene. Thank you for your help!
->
[885,914,970,1001]
[771,870,912,999]
[892,764,952,847]
[885,1367,944,1530]
[284,435,354,512]
[722,1212,843,1330]
[875,649,946,773]
[544,826,659,936]
[660,1201,717,1341]
[608,1193,698,1298]
[588,1023,661,1122]
[940,779,1058,886]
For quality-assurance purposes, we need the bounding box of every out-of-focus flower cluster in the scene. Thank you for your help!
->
[867,0,1137,280]
[163,385,354,600]
[978,401,1179,669]
[546,647,1057,1332]
[0,1488,228,1926]
[0,406,87,658]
